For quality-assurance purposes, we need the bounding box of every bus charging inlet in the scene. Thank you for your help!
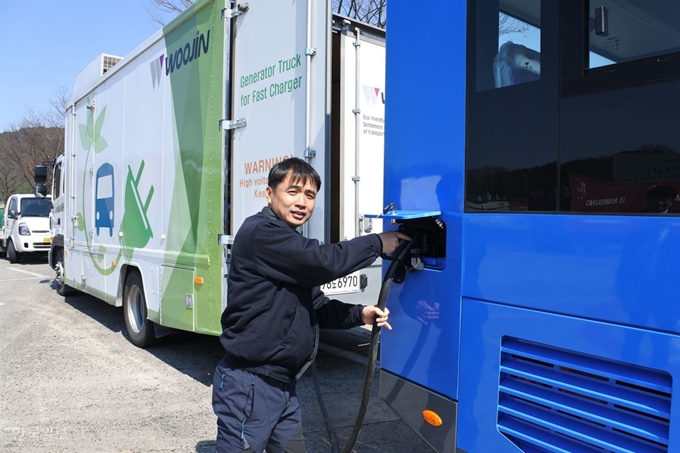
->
[314,214,445,453]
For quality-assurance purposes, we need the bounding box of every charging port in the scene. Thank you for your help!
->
[395,217,446,270]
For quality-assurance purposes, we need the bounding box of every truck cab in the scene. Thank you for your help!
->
[0,194,52,263]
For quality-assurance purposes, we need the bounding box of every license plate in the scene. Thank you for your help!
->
[321,272,360,295]
[43,237,51,243]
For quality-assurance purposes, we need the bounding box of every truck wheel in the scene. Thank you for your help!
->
[54,248,74,296]
[123,271,160,348]
[7,241,20,263]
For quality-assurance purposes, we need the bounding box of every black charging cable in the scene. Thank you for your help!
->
[341,232,423,453]
[311,232,424,453]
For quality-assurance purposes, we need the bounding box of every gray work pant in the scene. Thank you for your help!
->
[212,359,307,453]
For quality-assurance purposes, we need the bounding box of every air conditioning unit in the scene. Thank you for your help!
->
[73,53,123,98]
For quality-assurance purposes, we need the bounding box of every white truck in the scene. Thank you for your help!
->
[36,0,386,347]
[0,194,52,263]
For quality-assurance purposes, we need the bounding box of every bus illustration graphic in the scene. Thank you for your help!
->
[95,163,115,236]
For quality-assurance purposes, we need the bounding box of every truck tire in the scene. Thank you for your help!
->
[54,248,74,296]
[123,271,160,348]
[7,240,20,263]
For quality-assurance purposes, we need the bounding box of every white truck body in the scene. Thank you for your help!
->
[47,0,386,345]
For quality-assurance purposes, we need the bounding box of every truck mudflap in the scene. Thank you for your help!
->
[380,370,458,453]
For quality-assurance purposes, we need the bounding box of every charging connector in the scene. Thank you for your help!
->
[395,217,446,270]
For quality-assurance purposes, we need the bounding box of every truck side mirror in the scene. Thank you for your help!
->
[34,164,47,184]
[8,209,16,219]
[35,185,48,198]
[34,164,48,198]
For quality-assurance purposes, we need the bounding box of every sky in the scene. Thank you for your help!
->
[0,0,177,133]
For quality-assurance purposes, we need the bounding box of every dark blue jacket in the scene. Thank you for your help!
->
[220,207,383,382]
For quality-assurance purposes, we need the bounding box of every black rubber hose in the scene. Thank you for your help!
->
[342,234,421,453]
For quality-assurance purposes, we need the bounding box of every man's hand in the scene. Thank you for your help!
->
[377,231,411,255]
[414,300,440,325]
[362,305,392,330]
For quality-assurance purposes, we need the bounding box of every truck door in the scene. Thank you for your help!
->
[331,25,386,244]
[229,1,329,237]
[5,196,18,245]
[1,198,8,247]
[50,160,64,239]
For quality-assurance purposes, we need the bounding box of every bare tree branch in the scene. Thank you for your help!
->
[47,85,69,129]
[333,0,385,28]
[145,0,386,28]
[146,0,195,27]
[499,13,529,36]
[0,88,65,199]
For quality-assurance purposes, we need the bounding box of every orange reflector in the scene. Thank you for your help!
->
[111,261,116,266]
[422,410,443,427]
[195,277,204,285]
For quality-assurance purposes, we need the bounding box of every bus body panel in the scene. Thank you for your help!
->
[464,214,680,333]
[379,212,463,398]
[382,0,680,452]
[380,0,467,399]
[458,298,680,452]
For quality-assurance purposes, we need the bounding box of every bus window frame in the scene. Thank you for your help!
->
[561,1,680,96]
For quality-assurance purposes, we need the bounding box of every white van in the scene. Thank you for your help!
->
[0,194,52,263]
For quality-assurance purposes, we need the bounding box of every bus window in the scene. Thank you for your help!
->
[559,80,680,214]
[467,0,558,212]
[588,1,680,69]
[476,0,541,91]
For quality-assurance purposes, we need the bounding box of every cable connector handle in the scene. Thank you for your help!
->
[383,202,397,214]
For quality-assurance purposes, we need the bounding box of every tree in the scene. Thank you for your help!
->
[147,0,386,28]
[0,87,68,201]
[146,0,195,28]
[499,13,529,36]
[334,0,386,28]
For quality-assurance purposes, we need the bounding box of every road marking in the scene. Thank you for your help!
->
[0,302,4,306]
[0,276,48,283]
[4,267,51,279]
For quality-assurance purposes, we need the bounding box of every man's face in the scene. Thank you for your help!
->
[265,172,318,228]
[648,196,674,213]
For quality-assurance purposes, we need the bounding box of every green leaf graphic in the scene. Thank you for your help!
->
[78,123,92,150]
[76,212,85,231]
[96,244,106,263]
[94,107,106,138]
[86,106,94,139]
[91,106,108,153]
[94,135,109,153]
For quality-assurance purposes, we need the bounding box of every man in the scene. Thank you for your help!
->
[643,185,678,214]
[213,157,409,453]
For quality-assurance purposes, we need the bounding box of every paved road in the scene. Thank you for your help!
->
[0,256,433,453]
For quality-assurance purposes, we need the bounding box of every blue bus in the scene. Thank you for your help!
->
[380,1,680,452]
